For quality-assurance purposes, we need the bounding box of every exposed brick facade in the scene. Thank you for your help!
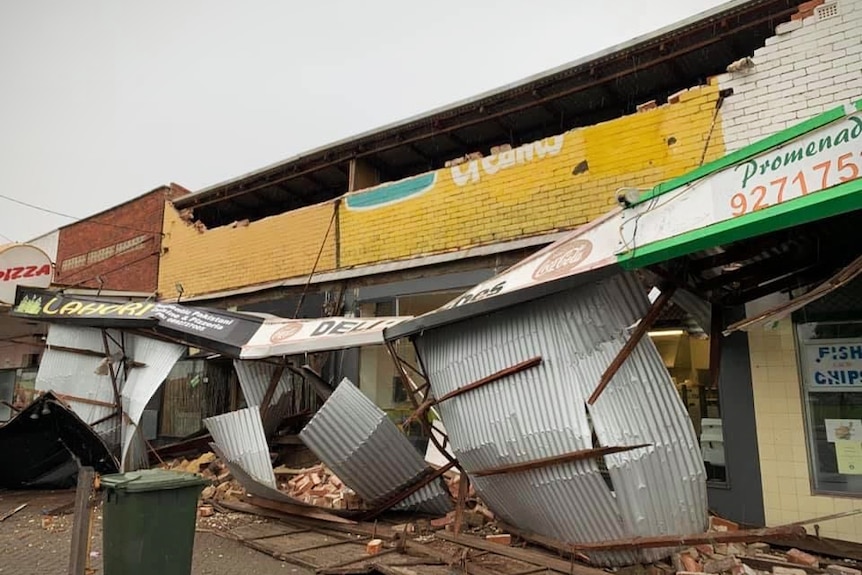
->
[717,0,862,542]
[718,0,861,152]
[55,184,188,292]
[159,84,726,300]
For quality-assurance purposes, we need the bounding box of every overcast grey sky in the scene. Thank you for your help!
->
[0,0,728,243]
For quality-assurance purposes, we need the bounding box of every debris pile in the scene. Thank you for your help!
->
[274,464,367,510]
[159,453,374,512]
[648,517,860,575]
[158,452,246,506]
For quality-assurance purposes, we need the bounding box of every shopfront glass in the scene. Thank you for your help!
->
[649,329,726,483]
[797,320,862,495]
[357,291,460,426]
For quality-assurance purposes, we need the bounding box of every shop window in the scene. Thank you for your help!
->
[158,359,233,439]
[797,321,862,495]
[649,329,726,483]
[0,370,14,422]
[357,290,461,424]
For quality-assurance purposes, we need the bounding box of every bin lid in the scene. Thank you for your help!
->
[100,469,210,493]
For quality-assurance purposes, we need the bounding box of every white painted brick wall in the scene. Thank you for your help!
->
[719,0,862,152]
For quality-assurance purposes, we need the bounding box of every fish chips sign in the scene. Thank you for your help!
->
[0,245,53,305]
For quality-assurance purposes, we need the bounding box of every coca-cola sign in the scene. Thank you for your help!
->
[532,239,593,281]
[269,321,304,343]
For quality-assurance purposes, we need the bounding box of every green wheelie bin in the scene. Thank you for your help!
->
[101,468,209,575]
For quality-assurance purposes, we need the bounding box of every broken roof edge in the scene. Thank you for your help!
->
[384,263,623,341]
[167,229,568,304]
[636,99,862,206]
[175,0,772,209]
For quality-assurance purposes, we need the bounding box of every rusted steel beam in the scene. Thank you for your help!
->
[360,460,456,520]
[54,393,117,409]
[246,495,357,525]
[472,444,650,477]
[452,472,469,535]
[89,412,120,427]
[259,362,286,420]
[568,524,807,552]
[436,531,605,575]
[5,338,146,367]
[403,356,544,428]
[436,356,543,405]
[587,285,677,405]
[101,329,123,420]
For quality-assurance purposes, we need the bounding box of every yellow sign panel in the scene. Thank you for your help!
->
[835,440,862,474]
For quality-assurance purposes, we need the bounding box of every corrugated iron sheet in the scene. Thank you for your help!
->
[36,325,184,471]
[234,360,293,407]
[414,272,707,566]
[204,407,277,488]
[209,443,295,503]
[233,359,298,435]
[37,325,117,439]
[119,335,185,471]
[300,380,452,515]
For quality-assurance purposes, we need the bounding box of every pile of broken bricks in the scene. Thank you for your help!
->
[275,463,365,510]
[667,517,860,575]
[158,452,246,517]
[160,453,369,513]
[672,543,859,575]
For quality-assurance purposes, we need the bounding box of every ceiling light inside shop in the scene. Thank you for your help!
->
[647,329,685,337]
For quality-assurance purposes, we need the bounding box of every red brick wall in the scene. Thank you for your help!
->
[55,184,189,292]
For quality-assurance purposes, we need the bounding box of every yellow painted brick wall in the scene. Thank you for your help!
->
[339,84,725,267]
[750,320,862,542]
[158,201,336,299]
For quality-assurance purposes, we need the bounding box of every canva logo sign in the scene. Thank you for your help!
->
[0,245,53,304]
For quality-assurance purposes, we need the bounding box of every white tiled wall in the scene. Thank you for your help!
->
[718,0,862,151]
[749,321,862,541]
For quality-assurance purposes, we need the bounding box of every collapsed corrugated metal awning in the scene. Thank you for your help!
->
[0,392,118,489]
[35,325,184,471]
[300,379,452,516]
[411,272,706,566]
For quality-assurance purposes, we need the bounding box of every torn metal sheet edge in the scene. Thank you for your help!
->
[300,379,453,516]
[0,391,118,489]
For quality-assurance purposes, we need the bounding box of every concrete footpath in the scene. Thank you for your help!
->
[0,489,314,575]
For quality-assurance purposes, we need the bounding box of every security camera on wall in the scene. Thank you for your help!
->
[615,188,643,208]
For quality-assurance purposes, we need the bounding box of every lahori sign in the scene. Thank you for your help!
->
[12,288,263,356]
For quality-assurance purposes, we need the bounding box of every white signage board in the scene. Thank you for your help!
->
[620,108,862,251]
[802,339,862,390]
[241,316,412,358]
[0,244,53,304]
[441,208,625,309]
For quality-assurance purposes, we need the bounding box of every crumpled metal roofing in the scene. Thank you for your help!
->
[233,359,297,435]
[36,325,184,471]
[36,325,116,435]
[413,272,707,566]
[300,379,452,515]
[234,360,293,407]
[204,407,277,488]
